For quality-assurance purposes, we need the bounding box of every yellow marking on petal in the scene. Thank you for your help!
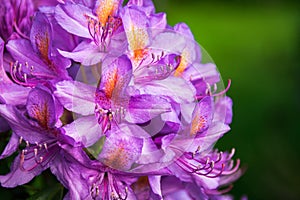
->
[190,113,206,135]
[133,48,148,63]
[104,68,118,98]
[96,0,119,26]
[128,24,149,52]
[174,49,189,77]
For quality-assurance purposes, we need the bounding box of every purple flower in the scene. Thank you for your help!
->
[0,0,243,198]
[50,142,144,199]
[161,149,241,200]
[6,11,71,87]
[55,0,126,65]
[55,55,171,139]
[0,86,79,187]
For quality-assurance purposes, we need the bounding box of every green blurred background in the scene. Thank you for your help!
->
[1,0,299,199]
[152,0,300,199]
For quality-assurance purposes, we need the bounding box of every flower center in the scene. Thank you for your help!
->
[84,14,122,51]
[90,172,128,200]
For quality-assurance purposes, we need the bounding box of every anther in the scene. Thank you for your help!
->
[34,148,38,156]
[215,152,223,163]
[95,186,100,196]
[229,148,235,158]
[23,73,27,82]
[37,156,44,164]
[18,63,22,74]
[19,136,23,145]
[44,143,48,151]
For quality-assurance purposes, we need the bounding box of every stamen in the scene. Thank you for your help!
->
[44,143,48,151]
[34,148,38,156]
[194,146,201,155]
[19,136,23,145]
[215,152,223,163]
[96,186,100,196]
[206,163,225,178]
[196,79,232,100]
[84,14,121,51]
[20,149,39,171]
[229,148,236,158]
[10,61,56,87]
[221,159,240,175]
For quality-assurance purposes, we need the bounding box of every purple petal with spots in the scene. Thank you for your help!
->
[0,104,51,143]
[98,125,143,171]
[190,96,213,136]
[26,87,57,129]
[30,12,52,60]
[120,6,150,52]
[95,55,132,110]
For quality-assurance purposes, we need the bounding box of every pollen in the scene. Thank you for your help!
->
[190,113,207,135]
[133,48,148,63]
[128,24,149,52]
[96,0,119,26]
[103,143,129,170]
[174,50,189,77]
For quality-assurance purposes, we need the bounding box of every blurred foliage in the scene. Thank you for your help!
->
[1,0,300,199]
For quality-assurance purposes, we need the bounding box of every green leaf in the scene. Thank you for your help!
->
[85,136,106,159]
[26,183,64,200]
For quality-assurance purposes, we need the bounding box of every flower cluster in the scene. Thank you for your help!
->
[0,0,242,199]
